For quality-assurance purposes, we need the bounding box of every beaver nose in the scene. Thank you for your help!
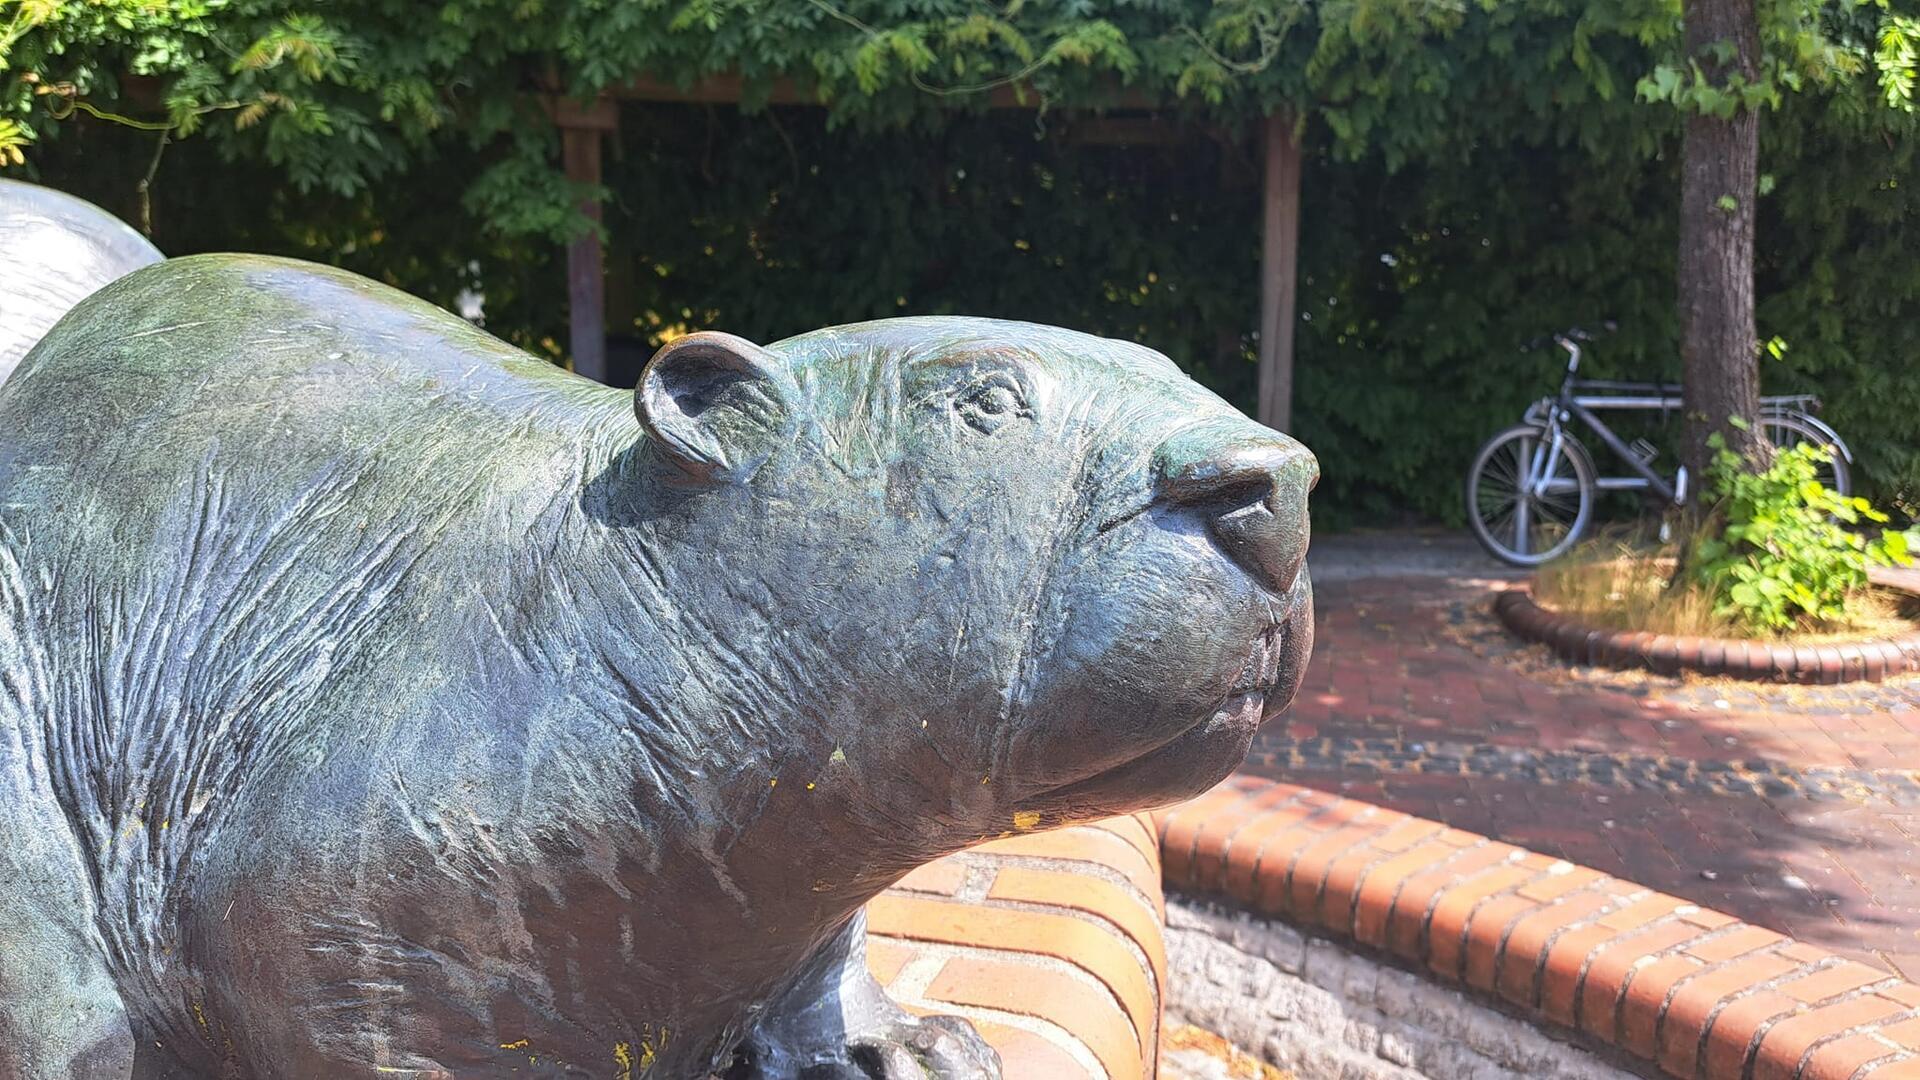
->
[1155,430,1318,596]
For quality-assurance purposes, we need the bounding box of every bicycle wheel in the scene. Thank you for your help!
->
[1761,412,1851,497]
[1466,424,1596,566]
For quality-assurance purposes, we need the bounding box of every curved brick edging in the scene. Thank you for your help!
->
[866,814,1166,1080]
[1493,589,1920,684]
[1156,775,1920,1080]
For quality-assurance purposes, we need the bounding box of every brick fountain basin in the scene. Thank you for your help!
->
[1493,581,1920,684]
[863,774,1920,1078]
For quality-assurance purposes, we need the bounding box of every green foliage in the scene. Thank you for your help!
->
[5,0,1914,238]
[0,0,365,178]
[8,1,1920,530]
[0,114,23,163]
[1691,430,1911,633]
[1872,9,1920,106]
[28,70,1920,530]
[0,0,1177,236]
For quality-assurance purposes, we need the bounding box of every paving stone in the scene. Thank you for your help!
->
[1241,571,1920,980]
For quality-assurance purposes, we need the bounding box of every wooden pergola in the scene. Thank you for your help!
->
[549,82,1301,432]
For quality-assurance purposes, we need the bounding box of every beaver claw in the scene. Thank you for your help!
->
[729,913,1001,1080]
[853,1013,999,1079]
[742,1012,998,1079]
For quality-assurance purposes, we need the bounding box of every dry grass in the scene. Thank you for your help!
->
[1532,540,1917,643]
[1534,544,1735,638]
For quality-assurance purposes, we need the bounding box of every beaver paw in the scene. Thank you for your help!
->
[732,913,1000,1079]
[845,1012,999,1079]
[738,1011,998,1080]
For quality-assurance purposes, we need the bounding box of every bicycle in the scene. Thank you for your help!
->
[1465,327,1854,567]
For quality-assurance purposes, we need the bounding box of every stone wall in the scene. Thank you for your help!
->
[1166,897,1642,1080]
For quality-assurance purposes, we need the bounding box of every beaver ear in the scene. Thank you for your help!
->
[635,331,794,481]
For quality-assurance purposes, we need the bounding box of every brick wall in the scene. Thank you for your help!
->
[1158,776,1920,1080]
[868,814,1166,1080]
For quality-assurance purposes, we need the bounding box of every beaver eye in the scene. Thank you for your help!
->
[954,374,1028,434]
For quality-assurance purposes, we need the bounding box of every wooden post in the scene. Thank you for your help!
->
[551,96,617,383]
[561,125,607,383]
[1257,111,1302,433]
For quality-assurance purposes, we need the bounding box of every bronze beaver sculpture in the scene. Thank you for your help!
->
[0,178,161,382]
[0,254,1315,1078]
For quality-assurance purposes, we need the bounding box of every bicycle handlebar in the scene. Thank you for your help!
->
[1520,320,1618,351]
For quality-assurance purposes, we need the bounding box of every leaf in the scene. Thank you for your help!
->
[1887,531,1912,563]
[0,118,31,166]
[1642,64,1685,102]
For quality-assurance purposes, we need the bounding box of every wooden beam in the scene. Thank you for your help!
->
[621,75,816,106]
[616,74,1157,111]
[561,124,607,384]
[541,94,620,132]
[1257,111,1302,434]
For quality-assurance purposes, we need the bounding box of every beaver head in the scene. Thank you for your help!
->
[632,316,1314,857]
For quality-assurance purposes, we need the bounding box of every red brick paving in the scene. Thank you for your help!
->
[1242,573,1920,980]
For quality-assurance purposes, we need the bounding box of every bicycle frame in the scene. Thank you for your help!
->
[1524,397,1679,503]
[1528,334,1681,503]
[1518,335,1846,509]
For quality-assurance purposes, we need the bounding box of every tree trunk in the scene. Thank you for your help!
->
[1678,0,1768,486]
